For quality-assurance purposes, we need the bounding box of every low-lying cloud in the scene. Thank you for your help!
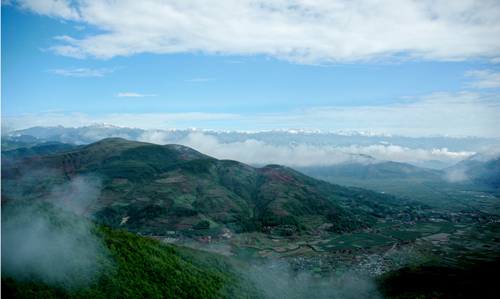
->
[139,132,475,167]
[1,174,110,291]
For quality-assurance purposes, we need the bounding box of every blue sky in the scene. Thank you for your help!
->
[2,0,500,137]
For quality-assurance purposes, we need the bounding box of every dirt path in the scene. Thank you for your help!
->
[382,242,398,271]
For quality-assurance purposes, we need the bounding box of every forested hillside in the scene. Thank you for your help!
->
[1,200,264,299]
[1,138,405,237]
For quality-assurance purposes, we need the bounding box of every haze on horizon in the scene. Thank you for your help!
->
[2,0,500,138]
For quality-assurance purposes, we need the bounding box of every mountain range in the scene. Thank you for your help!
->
[4,123,498,152]
[2,138,406,236]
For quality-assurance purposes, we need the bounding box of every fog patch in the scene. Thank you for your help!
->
[1,173,111,291]
[444,165,469,183]
[1,201,111,291]
[243,260,383,299]
[46,174,103,215]
[139,131,475,167]
[471,144,500,162]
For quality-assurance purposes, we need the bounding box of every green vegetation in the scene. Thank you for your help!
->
[1,201,264,299]
[2,138,403,236]
[2,141,80,160]
[194,220,211,229]
[3,138,500,298]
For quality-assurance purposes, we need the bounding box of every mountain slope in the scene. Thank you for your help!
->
[1,141,81,161]
[1,200,265,299]
[444,153,500,188]
[296,161,443,181]
[1,138,402,235]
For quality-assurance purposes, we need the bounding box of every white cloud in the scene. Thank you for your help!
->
[464,69,500,89]
[444,165,469,183]
[184,78,215,82]
[45,67,119,77]
[14,0,80,20]
[13,0,500,63]
[137,132,475,167]
[74,25,85,30]
[114,93,157,97]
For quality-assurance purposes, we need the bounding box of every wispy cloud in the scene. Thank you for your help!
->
[11,0,80,20]
[464,70,500,89]
[14,1,500,63]
[74,25,85,30]
[39,109,66,113]
[114,93,157,97]
[184,78,216,82]
[45,67,119,77]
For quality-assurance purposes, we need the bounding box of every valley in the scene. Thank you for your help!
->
[2,137,499,298]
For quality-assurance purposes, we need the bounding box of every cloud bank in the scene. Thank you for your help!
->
[138,132,475,167]
[11,0,500,63]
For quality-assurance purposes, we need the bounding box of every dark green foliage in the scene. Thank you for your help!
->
[2,142,80,160]
[93,207,123,229]
[194,219,210,229]
[280,229,294,236]
[376,259,500,299]
[2,202,265,299]
[171,158,218,175]
[98,160,157,183]
[232,218,262,233]
[129,205,168,222]
[260,214,300,227]
[1,277,71,299]
[171,207,198,217]
[326,205,377,233]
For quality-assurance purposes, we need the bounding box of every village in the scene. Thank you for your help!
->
[140,216,500,287]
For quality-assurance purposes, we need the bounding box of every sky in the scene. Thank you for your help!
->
[2,0,500,138]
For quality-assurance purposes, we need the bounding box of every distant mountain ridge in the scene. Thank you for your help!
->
[444,152,500,188]
[5,123,499,152]
[296,161,443,181]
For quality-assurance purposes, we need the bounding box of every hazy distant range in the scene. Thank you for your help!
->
[4,123,500,170]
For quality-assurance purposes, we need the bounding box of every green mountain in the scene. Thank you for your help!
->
[1,200,264,299]
[1,138,401,236]
[296,161,443,181]
[1,141,81,161]
[444,154,500,188]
